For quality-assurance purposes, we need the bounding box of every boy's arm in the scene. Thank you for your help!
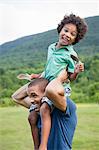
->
[68,72,78,81]
[69,62,84,81]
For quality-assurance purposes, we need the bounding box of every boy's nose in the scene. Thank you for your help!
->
[65,32,71,38]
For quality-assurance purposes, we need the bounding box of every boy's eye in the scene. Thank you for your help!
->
[71,32,77,37]
[64,29,68,32]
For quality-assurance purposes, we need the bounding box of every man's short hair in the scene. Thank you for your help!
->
[28,78,49,93]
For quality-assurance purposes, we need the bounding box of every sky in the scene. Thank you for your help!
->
[0,0,99,44]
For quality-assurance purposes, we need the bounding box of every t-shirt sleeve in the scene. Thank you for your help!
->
[67,57,75,73]
[40,71,45,77]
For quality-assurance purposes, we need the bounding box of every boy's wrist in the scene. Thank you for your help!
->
[74,70,79,74]
[69,72,78,81]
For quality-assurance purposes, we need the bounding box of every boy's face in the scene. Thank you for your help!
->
[27,85,44,104]
[58,23,77,47]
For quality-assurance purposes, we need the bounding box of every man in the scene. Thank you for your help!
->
[27,78,77,150]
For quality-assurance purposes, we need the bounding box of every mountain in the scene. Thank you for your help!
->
[0,16,99,70]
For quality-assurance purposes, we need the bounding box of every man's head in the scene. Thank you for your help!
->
[27,78,48,104]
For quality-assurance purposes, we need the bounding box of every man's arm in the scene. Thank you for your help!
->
[11,83,32,108]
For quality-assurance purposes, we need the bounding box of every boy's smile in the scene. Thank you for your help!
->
[57,23,77,48]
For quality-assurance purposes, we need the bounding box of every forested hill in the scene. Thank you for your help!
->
[0,16,99,105]
[0,15,99,70]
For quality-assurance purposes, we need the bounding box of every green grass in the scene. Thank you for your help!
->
[0,104,99,150]
[0,107,33,150]
[73,104,99,150]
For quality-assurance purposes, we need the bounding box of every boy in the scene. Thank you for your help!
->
[12,14,87,150]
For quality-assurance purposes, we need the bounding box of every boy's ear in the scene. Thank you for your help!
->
[71,54,79,62]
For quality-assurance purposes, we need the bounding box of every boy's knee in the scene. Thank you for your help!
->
[45,83,64,98]
[61,105,66,112]
[45,84,54,98]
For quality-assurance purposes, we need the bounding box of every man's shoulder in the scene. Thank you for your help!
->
[53,98,76,117]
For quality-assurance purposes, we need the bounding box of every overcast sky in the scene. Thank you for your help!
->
[0,0,99,44]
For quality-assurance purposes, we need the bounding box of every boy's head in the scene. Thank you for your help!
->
[27,78,48,104]
[57,13,88,45]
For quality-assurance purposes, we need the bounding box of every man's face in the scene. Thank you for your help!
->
[27,85,44,105]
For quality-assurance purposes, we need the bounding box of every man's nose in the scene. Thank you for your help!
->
[34,99,40,105]
[30,98,34,104]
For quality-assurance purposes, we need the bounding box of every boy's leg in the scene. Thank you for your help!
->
[45,78,66,112]
[28,110,40,150]
[39,102,51,150]
[12,83,32,108]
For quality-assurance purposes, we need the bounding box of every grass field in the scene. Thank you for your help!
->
[0,104,99,150]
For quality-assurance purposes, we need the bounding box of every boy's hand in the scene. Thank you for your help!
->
[75,62,84,73]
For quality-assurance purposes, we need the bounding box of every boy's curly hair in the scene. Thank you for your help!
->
[57,14,88,45]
